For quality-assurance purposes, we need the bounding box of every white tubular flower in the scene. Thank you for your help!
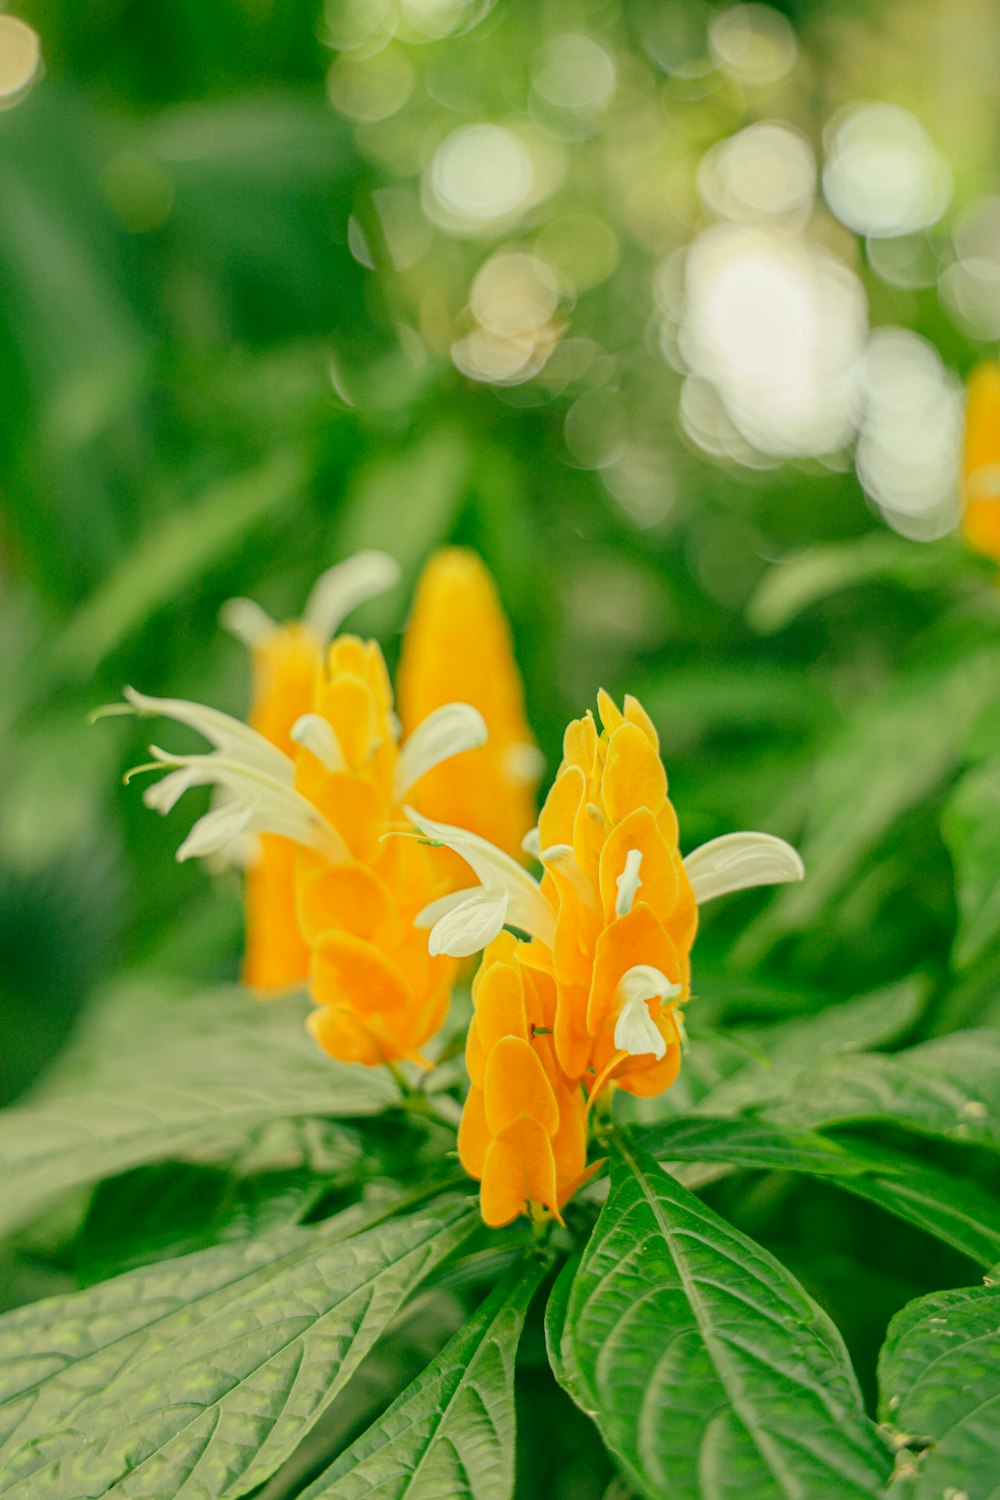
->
[218,596,276,649]
[613,965,683,1059]
[521,826,542,860]
[109,688,347,865]
[291,714,346,773]
[683,831,804,905]
[394,703,488,801]
[115,688,292,781]
[302,550,400,644]
[615,848,644,917]
[407,807,556,957]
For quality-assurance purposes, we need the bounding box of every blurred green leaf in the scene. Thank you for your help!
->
[942,759,1000,970]
[747,536,965,635]
[0,984,395,1238]
[640,1116,1000,1267]
[54,446,310,677]
[559,1142,890,1500]
[301,1256,547,1499]
[878,1282,1000,1498]
[771,1029,1000,1152]
[738,647,1000,957]
[0,1194,474,1498]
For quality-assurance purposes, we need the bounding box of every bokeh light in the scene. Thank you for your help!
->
[0,15,41,110]
[823,102,952,238]
[697,122,816,226]
[676,225,868,458]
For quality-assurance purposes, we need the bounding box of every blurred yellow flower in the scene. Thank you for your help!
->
[413,690,804,1225]
[114,552,492,1066]
[962,362,1000,564]
[398,548,542,870]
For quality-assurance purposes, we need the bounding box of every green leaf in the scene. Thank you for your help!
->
[0,1195,475,1498]
[770,1029,1000,1152]
[942,759,1000,970]
[693,978,925,1116]
[640,1116,1000,1267]
[54,447,309,677]
[0,984,395,1239]
[735,646,1000,957]
[746,534,962,636]
[560,1141,890,1500]
[301,1255,548,1499]
[878,1282,1000,1499]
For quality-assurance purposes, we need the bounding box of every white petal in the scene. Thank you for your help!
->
[303,551,400,644]
[615,848,644,917]
[521,826,541,860]
[540,844,595,907]
[404,807,556,947]
[122,688,292,782]
[414,888,477,928]
[142,765,200,814]
[395,702,488,799]
[614,996,667,1059]
[503,742,545,784]
[219,596,276,649]
[291,713,345,773]
[143,751,346,861]
[428,890,510,958]
[684,831,804,905]
[177,801,254,862]
[617,964,681,1008]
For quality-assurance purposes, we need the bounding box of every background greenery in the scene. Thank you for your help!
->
[1,1,999,1495]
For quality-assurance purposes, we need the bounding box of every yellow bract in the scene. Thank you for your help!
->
[962,362,1000,564]
[457,692,695,1225]
[398,548,540,864]
[295,637,456,1066]
[243,623,322,993]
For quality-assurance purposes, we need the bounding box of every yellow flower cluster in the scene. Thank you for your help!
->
[110,547,803,1225]
[962,362,1000,565]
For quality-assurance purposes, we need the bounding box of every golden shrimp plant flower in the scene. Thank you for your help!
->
[962,361,1000,565]
[221,551,401,994]
[409,690,804,1227]
[113,553,495,1067]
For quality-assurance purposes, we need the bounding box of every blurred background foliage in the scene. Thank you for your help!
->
[2,0,1000,1480]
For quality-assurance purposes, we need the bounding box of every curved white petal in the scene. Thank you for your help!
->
[303,551,400,644]
[395,703,488,800]
[219,596,276,649]
[414,888,478,929]
[141,765,200,815]
[684,831,804,905]
[615,848,644,917]
[291,713,345,773]
[428,890,509,958]
[122,688,292,782]
[177,801,254,862]
[617,964,681,1008]
[141,750,346,862]
[404,807,556,948]
[614,996,667,1059]
[521,826,541,860]
[541,844,595,907]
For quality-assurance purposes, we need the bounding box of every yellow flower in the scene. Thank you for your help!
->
[412,690,804,1224]
[220,553,399,994]
[114,555,490,1066]
[962,362,1000,565]
[397,549,542,868]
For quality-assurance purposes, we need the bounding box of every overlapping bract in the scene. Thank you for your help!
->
[114,550,536,1068]
[422,691,803,1226]
[397,548,541,863]
[962,361,1000,564]
[108,548,804,1227]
